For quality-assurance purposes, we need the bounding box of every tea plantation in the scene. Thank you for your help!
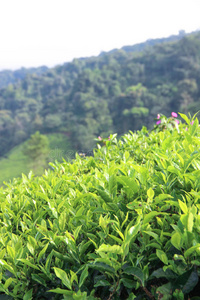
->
[0,113,200,299]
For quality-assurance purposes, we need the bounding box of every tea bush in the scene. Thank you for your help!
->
[0,113,200,299]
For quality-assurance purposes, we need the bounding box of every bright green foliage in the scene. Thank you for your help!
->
[0,114,200,299]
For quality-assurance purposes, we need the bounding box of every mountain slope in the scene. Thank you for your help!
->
[0,66,48,89]
[0,31,200,157]
[0,133,72,185]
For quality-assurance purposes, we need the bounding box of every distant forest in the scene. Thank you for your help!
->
[0,30,200,156]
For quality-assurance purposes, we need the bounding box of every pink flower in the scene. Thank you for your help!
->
[98,136,102,140]
[190,121,194,125]
[157,114,161,119]
[186,127,188,131]
[175,119,179,124]
[171,112,178,118]
[156,120,161,125]
[108,136,110,141]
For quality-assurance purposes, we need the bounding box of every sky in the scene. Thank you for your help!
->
[0,0,200,71]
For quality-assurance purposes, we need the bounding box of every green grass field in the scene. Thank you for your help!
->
[0,133,72,186]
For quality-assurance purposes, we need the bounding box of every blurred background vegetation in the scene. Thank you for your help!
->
[0,30,200,184]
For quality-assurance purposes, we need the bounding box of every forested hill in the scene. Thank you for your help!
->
[0,31,186,89]
[0,31,200,156]
[0,66,48,89]
[100,30,187,56]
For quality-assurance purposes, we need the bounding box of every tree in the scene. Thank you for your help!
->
[23,131,49,174]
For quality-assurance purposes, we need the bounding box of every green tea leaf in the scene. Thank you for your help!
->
[187,212,194,232]
[173,268,198,294]
[126,293,136,300]
[184,244,200,259]
[88,262,115,274]
[23,289,33,300]
[28,236,37,249]
[96,244,123,255]
[120,278,136,289]
[95,257,121,272]
[167,166,180,176]
[17,259,40,270]
[52,250,74,263]
[4,278,13,290]
[146,242,161,249]
[156,250,168,265]
[179,113,190,125]
[156,283,172,300]
[108,174,117,198]
[97,189,112,203]
[108,234,123,244]
[6,245,15,260]
[59,211,67,231]
[147,188,154,199]
[0,259,16,276]
[117,176,139,197]
[54,267,72,290]
[45,250,53,274]
[171,232,182,250]
[190,118,199,136]
[70,270,78,285]
[53,180,63,197]
[178,200,188,214]
[0,249,6,260]
[31,274,47,286]
[143,231,160,243]
[74,225,82,241]
[155,194,173,201]
[143,211,161,224]
[79,265,88,288]
[27,243,34,256]
[124,223,140,244]
[121,212,129,228]
[123,151,130,162]
[48,288,73,295]
[37,243,49,263]
[94,279,110,287]
[79,241,92,257]
[123,266,144,286]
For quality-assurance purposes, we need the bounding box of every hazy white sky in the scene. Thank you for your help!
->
[0,0,199,70]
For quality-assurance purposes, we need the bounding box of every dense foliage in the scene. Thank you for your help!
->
[0,66,48,89]
[0,114,200,299]
[0,31,200,156]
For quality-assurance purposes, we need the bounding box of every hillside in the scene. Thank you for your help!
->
[100,30,187,55]
[0,32,186,91]
[0,31,200,158]
[0,66,48,89]
[0,133,72,185]
[0,114,200,299]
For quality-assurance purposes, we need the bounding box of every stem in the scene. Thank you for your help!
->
[108,279,120,300]
[142,286,155,299]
